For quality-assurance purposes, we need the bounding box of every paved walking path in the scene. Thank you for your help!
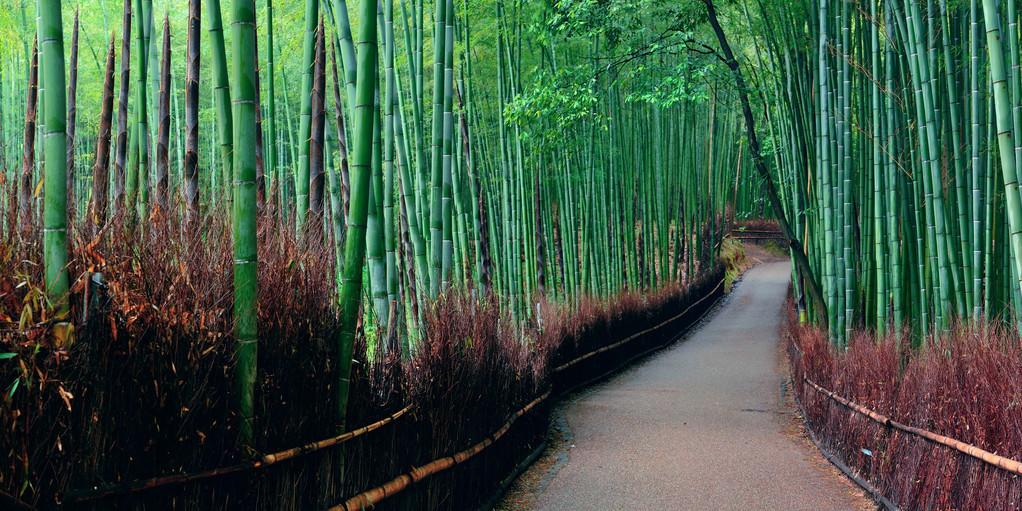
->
[499,261,871,510]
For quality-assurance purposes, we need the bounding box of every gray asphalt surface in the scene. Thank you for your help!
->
[507,261,869,511]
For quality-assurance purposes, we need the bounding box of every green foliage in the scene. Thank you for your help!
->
[503,68,601,138]
[548,0,703,48]
[720,237,747,290]
[623,57,711,106]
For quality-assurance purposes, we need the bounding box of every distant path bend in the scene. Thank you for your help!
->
[500,261,871,510]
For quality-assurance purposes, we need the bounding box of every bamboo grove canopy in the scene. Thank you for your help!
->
[744,0,1022,344]
[0,0,759,445]
[5,0,1022,434]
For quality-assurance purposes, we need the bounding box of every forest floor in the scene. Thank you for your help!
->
[496,249,873,510]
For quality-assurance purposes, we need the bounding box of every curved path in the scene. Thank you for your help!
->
[499,261,870,510]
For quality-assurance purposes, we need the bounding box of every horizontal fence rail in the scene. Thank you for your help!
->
[53,272,726,510]
[552,277,725,374]
[65,405,414,503]
[803,377,1022,477]
[727,229,785,241]
[326,273,726,510]
[332,392,552,511]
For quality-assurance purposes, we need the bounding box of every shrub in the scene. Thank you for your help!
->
[0,207,724,509]
[786,305,1022,510]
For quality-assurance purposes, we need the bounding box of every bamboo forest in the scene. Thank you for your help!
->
[1,0,1022,509]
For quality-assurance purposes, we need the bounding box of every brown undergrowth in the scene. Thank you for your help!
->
[785,303,1022,510]
[0,203,724,510]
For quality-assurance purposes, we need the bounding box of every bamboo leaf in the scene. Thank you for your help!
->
[7,377,20,400]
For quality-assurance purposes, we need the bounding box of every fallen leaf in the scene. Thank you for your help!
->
[57,385,74,411]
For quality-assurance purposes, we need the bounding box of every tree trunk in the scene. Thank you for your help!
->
[184,0,200,221]
[254,32,266,212]
[18,40,38,234]
[155,15,171,211]
[91,37,116,228]
[66,10,79,222]
[703,0,828,329]
[113,0,131,214]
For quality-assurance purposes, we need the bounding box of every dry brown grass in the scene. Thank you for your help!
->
[0,201,724,509]
[786,305,1022,510]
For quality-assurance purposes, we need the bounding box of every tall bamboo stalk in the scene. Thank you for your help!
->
[131,0,152,218]
[265,0,277,217]
[231,0,259,446]
[113,0,131,214]
[39,0,68,309]
[65,10,79,221]
[704,0,827,327]
[208,0,233,209]
[983,0,1022,299]
[18,40,37,233]
[309,21,326,219]
[295,0,320,231]
[184,0,200,221]
[427,0,446,296]
[337,0,378,429]
[384,0,399,320]
[154,15,170,211]
[440,0,454,290]
[91,36,116,228]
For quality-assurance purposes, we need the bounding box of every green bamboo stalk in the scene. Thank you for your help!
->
[870,0,886,330]
[132,0,151,219]
[908,0,953,328]
[154,15,171,211]
[885,5,903,329]
[330,0,357,115]
[208,0,234,210]
[970,0,985,318]
[818,0,836,336]
[428,0,446,296]
[399,0,429,256]
[231,0,259,446]
[330,39,350,217]
[254,34,266,210]
[440,0,455,289]
[39,0,68,309]
[983,0,1022,300]
[367,89,388,327]
[265,0,277,217]
[295,0,320,231]
[326,127,345,280]
[1009,0,1022,187]
[940,0,972,315]
[309,21,326,218]
[383,0,399,319]
[336,0,378,429]
[838,0,852,340]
